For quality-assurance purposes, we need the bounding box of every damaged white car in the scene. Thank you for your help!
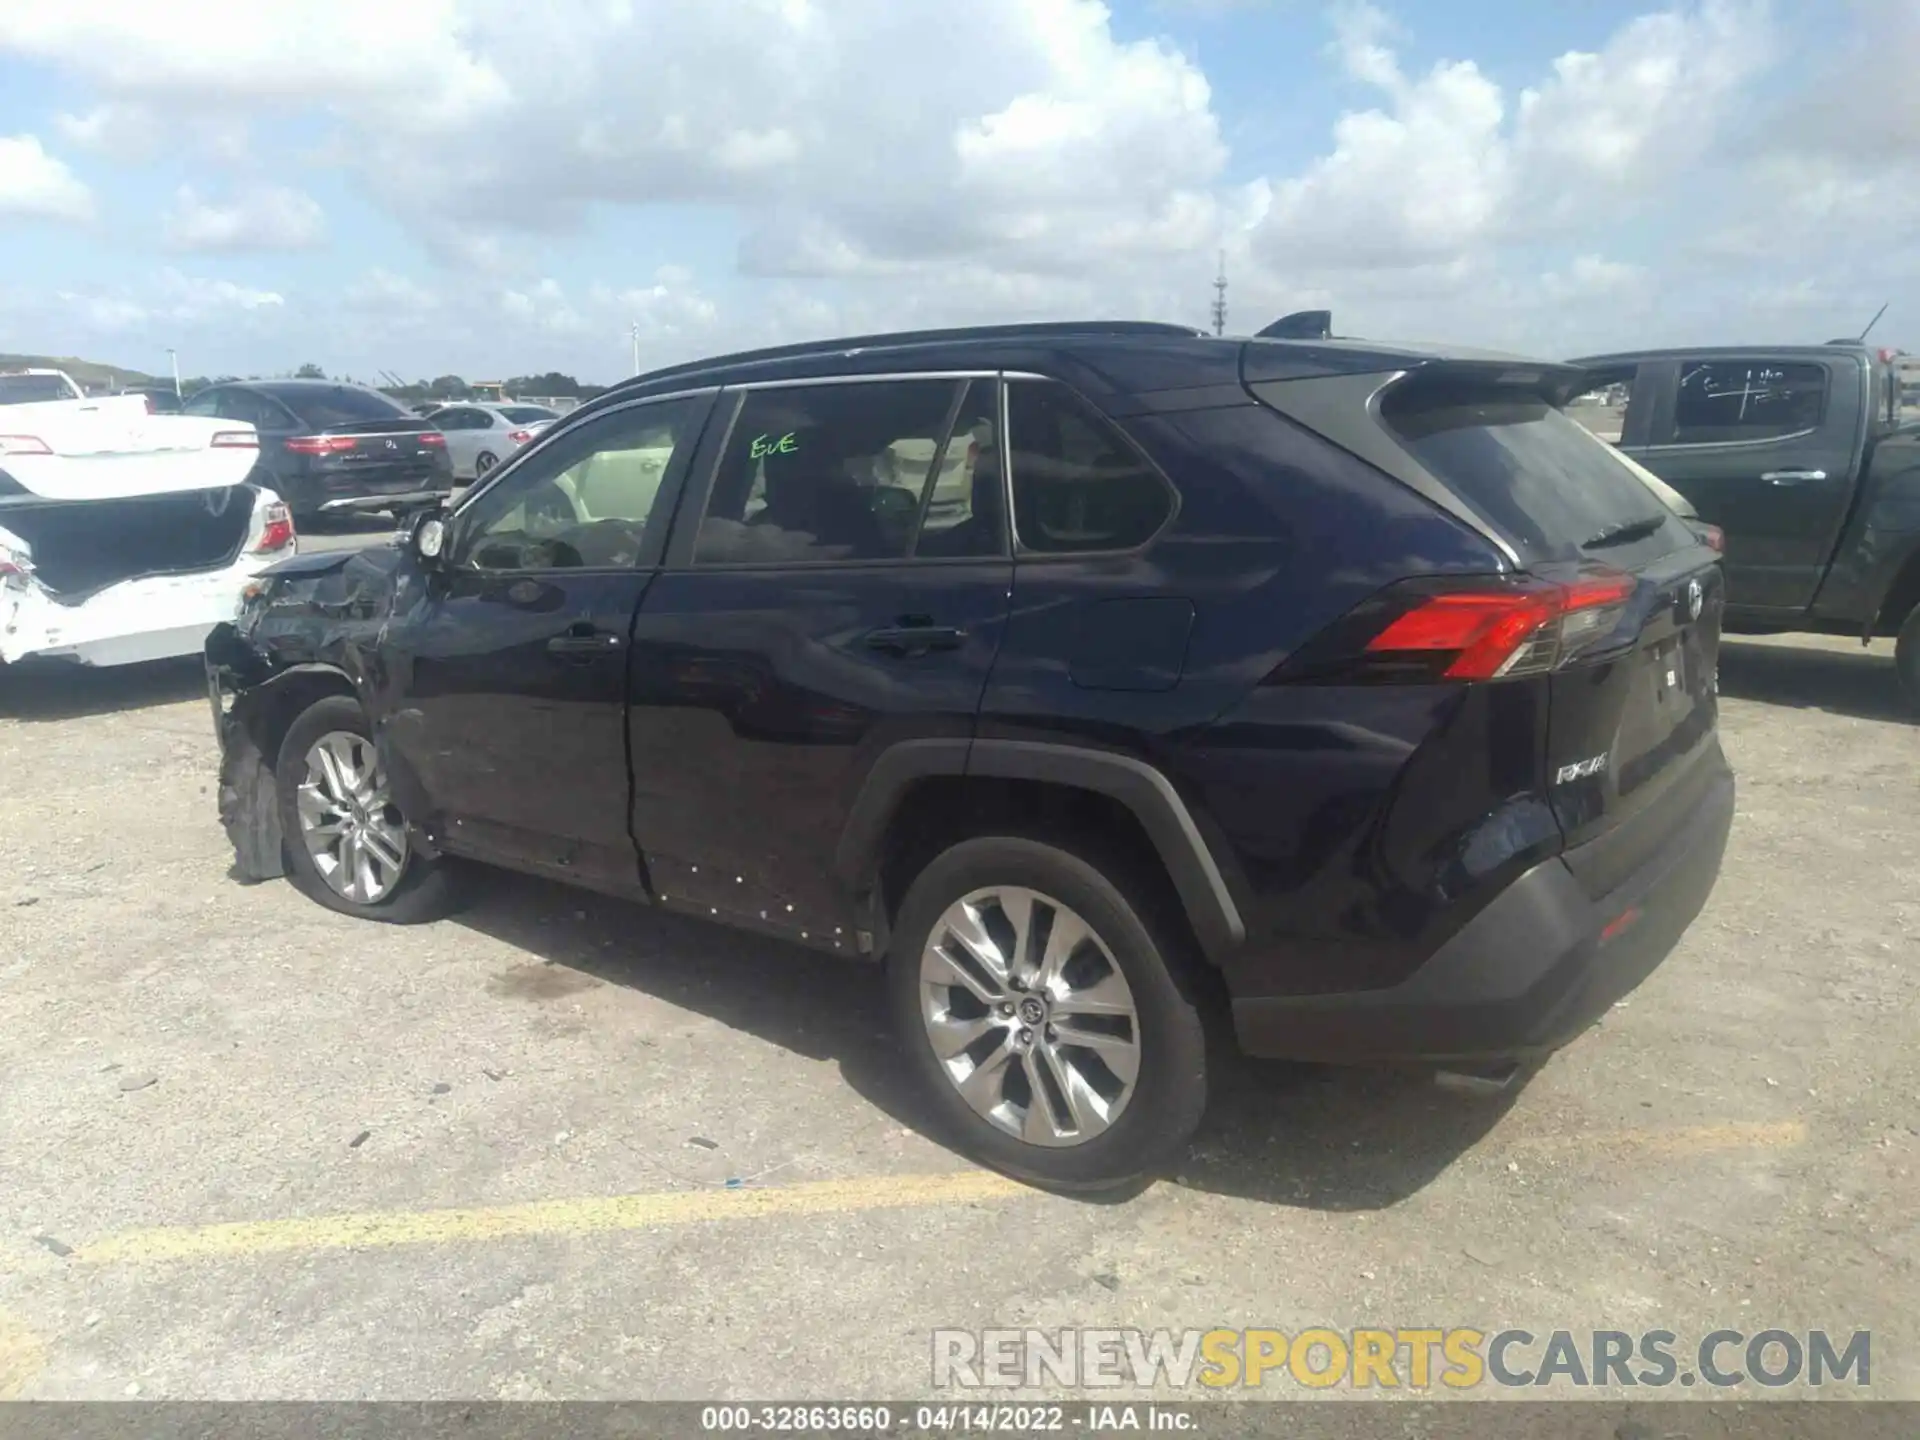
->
[0,371,296,668]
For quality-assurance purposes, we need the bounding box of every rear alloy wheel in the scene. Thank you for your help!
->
[475,451,499,477]
[889,835,1208,1191]
[919,887,1142,1146]
[274,694,460,923]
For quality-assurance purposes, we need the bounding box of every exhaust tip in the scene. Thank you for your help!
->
[1433,1062,1522,1096]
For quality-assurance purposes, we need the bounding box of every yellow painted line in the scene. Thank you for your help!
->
[77,1170,1030,1267]
[0,1311,47,1400]
[1501,1119,1807,1158]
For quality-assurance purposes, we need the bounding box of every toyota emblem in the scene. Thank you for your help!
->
[1685,578,1704,621]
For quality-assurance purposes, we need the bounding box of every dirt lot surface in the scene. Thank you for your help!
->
[0,631,1914,1402]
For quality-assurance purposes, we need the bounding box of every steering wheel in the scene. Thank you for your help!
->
[523,481,580,540]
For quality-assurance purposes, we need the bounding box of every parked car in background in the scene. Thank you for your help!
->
[2,386,294,668]
[427,403,562,481]
[181,380,454,525]
[118,385,184,413]
[206,319,1733,1189]
[1570,342,1920,708]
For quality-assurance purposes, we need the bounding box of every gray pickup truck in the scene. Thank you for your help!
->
[1570,343,1920,709]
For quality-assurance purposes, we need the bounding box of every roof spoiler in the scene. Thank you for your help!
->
[1257,310,1334,341]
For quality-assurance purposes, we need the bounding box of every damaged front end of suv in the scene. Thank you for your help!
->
[204,539,418,884]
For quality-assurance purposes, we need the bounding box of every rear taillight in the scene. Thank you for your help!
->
[1695,523,1725,553]
[508,429,534,445]
[419,432,446,447]
[251,501,295,554]
[1276,569,1636,685]
[284,435,357,455]
[211,430,259,449]
[0,435,52,456]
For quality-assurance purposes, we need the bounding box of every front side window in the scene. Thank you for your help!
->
[456,397,702,572]
[1672,360,1827,444]
[694,379,990,565]
[1006,380,1173,554]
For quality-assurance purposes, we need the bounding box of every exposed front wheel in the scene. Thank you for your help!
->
[887,835,1208,1191]
[274,694,460,923]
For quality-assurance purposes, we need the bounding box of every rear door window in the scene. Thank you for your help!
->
[1672,360,1827,443]
[693,379,973,565]
[1379,382,1689,565]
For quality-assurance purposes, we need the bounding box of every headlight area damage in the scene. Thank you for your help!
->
[204,545,412,884]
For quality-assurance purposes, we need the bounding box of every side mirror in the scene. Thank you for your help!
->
[416,516,448,561]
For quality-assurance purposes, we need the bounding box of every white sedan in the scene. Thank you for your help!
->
[428,403,561,481]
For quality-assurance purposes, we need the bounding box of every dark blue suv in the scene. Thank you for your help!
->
[205,319,1735,1190]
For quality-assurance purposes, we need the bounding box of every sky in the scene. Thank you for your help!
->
[0,0,1914,385]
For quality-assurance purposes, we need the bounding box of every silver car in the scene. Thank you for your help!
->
[429,403,561,481]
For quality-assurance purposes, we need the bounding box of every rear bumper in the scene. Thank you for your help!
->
[1231,755,1736,1065]
[0,557,279,667]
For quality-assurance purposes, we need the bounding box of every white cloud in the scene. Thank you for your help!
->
[162,185,326,253]
[0,134,93,222]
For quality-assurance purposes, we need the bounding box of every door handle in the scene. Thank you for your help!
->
[1761,469,1828,485]
[546,624,623,660]
[864,624,966,656]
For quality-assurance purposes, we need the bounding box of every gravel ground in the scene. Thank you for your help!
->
[0,630,1914,1403]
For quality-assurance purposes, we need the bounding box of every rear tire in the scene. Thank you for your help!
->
[475,451,499,478]
[1897,607,1920,715]
[886,833,1208,1192]
[274,694,460,924]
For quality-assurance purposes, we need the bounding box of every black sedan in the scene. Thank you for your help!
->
[182,379,454,525]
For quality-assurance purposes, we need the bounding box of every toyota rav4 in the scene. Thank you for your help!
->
[205,319,1736,1190]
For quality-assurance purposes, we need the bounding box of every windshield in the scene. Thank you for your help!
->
[1380,383,1691,564]
[0,373,80,405]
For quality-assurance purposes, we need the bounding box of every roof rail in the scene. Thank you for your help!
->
[621,320,1207,391]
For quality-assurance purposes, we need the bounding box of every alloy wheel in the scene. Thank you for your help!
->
[917,886,1141,1147]
[296,730,410,904]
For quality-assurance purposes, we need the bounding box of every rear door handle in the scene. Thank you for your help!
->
[546,623,623,660]
[1761,469,1828,485]
[865,625,966,656]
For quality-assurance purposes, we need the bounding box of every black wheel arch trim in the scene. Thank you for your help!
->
[834,736,1247,964]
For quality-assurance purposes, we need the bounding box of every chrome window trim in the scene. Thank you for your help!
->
[1639,426,1820,453]
[726,369,1009,390]
[450,385,719,518]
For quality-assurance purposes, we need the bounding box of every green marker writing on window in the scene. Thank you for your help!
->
[749,431,799,460]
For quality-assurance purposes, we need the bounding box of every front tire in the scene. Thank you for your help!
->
[887,834,1208,1191]
[274,695,459,923]
[1896,606,1920,715]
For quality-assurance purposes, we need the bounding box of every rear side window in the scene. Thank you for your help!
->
[694,379,976,565]
[1380,383,1686,564]
[0,373,78,404]
[1673,360,1826,443]
[1006,381,1173,553]
[277,386,410,429]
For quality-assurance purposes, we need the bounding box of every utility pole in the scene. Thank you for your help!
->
[630,323,642,377]
[166,348,182,398]
[1210,251,1228,338]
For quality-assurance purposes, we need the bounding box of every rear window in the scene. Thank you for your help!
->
[0,373,79,405]
[274,386,410,428]
[1380,384,1686,563]
[499,406,557,423]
